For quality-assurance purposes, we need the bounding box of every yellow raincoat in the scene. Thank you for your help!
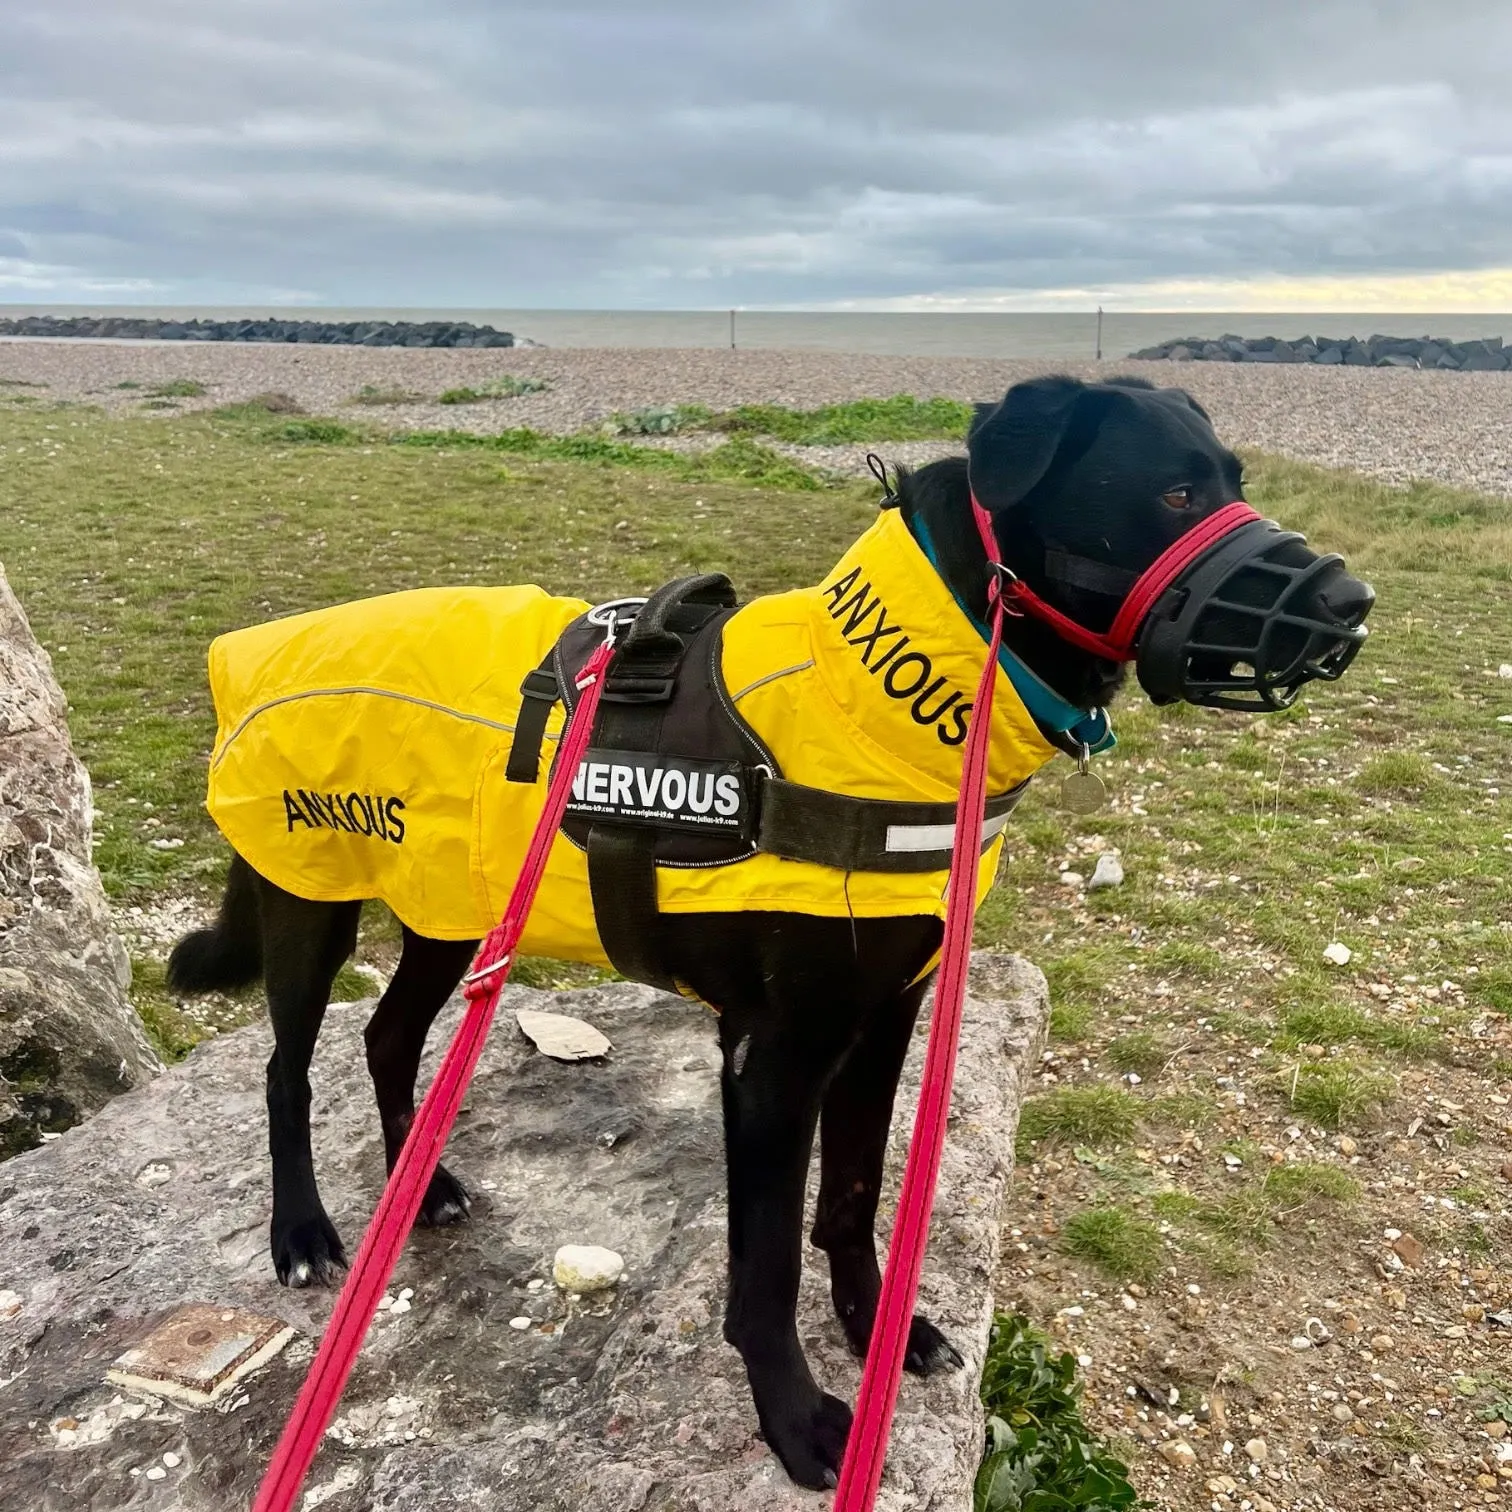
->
[205,509,1061,962]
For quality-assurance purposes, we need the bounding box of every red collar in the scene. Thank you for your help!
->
[970,497,1262,662]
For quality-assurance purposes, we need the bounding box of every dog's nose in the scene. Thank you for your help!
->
[1319,574,1375,628]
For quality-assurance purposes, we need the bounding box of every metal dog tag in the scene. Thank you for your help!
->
[1061,771,1107,813]
[1060,742,1107,813]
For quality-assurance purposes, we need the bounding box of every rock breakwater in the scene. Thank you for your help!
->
[1131,333,1508,371]
[0,315,516,347]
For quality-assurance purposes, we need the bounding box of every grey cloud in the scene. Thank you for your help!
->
[0,0,1508,305]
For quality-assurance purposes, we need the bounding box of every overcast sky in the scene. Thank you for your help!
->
[2,0,1508,310]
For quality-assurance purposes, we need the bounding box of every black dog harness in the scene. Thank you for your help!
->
[505,572,1028,991]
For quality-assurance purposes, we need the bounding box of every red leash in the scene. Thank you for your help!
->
[832,497,1009,1511]
[251,635,618,1512]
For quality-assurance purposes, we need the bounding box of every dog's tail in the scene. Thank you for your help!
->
[167,854,263,992]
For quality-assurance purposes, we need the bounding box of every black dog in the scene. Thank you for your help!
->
[169,375,1373,1488]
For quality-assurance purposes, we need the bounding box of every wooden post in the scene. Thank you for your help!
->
[1096,306,1103,361]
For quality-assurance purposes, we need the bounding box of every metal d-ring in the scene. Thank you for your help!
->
[586,596,648,645]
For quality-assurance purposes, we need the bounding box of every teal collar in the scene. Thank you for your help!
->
[908,513,1116,756]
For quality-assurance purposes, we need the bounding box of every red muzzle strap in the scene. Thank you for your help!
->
[977,499,1262,662]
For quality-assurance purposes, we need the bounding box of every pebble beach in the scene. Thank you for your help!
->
[2,338,1510,497]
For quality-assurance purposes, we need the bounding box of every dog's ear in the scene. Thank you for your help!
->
[967,376,1087,513]
[1168,387,1213,424]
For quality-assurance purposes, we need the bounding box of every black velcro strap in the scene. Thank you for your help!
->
[1044,548,1139,600]
[586,825,678,993]
[756,778,1029,874]
[505,665,560,785]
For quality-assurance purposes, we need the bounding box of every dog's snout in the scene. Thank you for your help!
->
[1318,574,1375,628]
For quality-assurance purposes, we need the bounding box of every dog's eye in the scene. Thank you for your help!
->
[1161,486,1196,510]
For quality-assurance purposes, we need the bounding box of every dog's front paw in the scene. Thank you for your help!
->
[416,1163,472,1228]
[272,1212,348,1287]
[904,1314,965,1376]
[762,1389,853,1490]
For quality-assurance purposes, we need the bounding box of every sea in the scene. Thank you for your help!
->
[2,306,1510,359]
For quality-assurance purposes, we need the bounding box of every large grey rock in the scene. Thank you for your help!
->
[0,955,1047,1511]
[0,567,159,1158]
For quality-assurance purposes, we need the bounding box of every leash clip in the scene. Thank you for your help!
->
[586,596,648,647]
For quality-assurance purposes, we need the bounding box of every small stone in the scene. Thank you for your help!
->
[1487,1420,1508,1439]
[1159,1439,1198,1470]
[1337,1136,1358,1157]
[509,1317,532,1331]
[1058,870,1085,887]
[1479,1474,1499,1490]
[1444,1325,1467,1339]
[1339,1314,1362,1334]
[553,1244,625,1293]
[0,1290,22,1320]
[388,1297,411,1315]
[1499,665,1512,679]
[1391,1232,1426,1267]
[1245,1437,1269,1463]
[1331,1403,1354,1423]
[145,1468,166,1482]
[1291,1335,1312,1351]
[162,1452,180,1468]
[1323,942,1353,966]
[1088,853,1125,890]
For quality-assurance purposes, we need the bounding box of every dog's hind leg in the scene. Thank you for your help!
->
[259,883,362,1287]
[810,978,965,1377]
[362,927,479,1228]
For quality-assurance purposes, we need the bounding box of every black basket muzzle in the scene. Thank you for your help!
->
[1135,517,1373,710]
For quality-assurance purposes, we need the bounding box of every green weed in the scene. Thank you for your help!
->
[438,375,552,403]
[975,1312,1143,1511]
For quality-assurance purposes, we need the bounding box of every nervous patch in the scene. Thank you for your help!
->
[564,750,750,835]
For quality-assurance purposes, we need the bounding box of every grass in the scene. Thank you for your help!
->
[975,1313,1144,1511]
[392,425,824,489]
[1018,1087,1140,1153]
[1284,1062,1396,1129]
[145,378,209,399]
[708,394,975,445]
[349,384,425,406]
[1061,1207,1164,1285]
[1104,1030,1172,1078]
